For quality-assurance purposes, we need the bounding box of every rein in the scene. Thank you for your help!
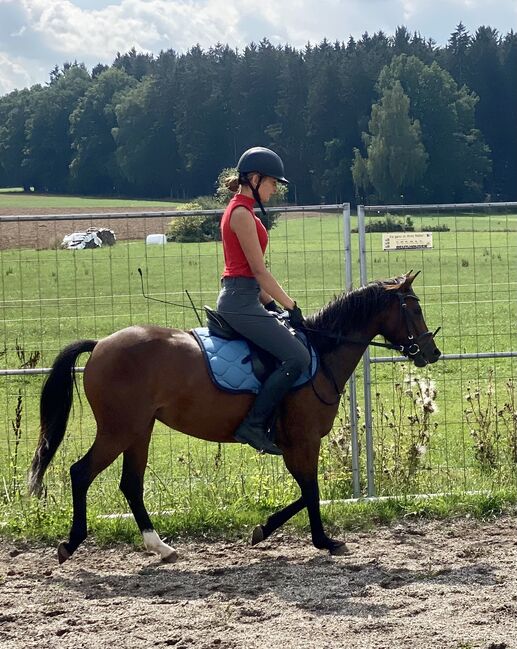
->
[305,292,440,406]
[304,293,439,356]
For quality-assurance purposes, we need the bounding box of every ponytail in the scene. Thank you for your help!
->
[225,174,240,193]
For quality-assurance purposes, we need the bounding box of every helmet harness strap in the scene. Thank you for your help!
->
[240,172,268,220]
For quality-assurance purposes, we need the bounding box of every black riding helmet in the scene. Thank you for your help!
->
[236,147,288,218]
[237,147,289,184]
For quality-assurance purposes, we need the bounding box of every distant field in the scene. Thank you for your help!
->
[1,203,516,539]
[0,189,184,211]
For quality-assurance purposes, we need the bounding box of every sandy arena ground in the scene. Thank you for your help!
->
[1,516,517,649]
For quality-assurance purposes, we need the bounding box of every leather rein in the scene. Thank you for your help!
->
[304,292,441,406]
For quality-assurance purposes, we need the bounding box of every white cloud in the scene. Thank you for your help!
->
[17,0,242,59]
[0,0,515,95]
[10,26,27,37]
[0,51,33,94]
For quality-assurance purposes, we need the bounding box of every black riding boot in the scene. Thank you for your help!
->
[234,360,303,455]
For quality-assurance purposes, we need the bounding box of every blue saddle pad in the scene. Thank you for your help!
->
[192,327,318,394]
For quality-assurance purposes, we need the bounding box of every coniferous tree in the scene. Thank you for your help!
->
[439,22,472,87]
[113,47,155,80]
[267,46,309,202]
[113,75,180,197]
[465,27,506,199]
[0,88,35,190]
[500,31,517,199]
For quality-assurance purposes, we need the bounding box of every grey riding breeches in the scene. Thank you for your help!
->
[216,276,311,374]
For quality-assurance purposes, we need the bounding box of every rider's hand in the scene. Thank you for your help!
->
[264,300,283,314]
[287,302,305,328]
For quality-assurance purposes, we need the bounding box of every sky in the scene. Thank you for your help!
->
[0,0,515,96]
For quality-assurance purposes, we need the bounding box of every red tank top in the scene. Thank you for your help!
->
[221,193,268,278]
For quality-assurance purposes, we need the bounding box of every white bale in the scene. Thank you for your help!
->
[146,233,167,245]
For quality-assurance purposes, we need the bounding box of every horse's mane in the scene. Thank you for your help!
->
[305,277,404,354]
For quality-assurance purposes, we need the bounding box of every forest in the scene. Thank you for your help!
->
[0,24,515,205]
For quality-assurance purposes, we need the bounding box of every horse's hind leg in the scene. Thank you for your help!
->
[119,436,178,563]
[58,438,121,564]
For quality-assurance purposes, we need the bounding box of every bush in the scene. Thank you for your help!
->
[166,169,287,242]
[353,214,450,234]
[353,214,415,233]
[188,195,225,210]
[425,224,450,232]
[166,214,221,243]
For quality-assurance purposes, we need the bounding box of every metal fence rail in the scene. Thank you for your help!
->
[0,203,352,509]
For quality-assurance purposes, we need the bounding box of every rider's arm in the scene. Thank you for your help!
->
[230,207,295,310]
[259,289,274,305]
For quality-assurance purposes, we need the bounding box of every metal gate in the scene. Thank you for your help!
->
[345,202,517,498]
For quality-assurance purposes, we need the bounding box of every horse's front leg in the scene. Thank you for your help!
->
[251,497,305,545]
[285,441,349,556]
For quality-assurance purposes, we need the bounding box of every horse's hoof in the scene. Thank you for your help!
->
[251,525,265,546]
[329,541,350,556]
[57,542,71,564]
[161,550,178,564]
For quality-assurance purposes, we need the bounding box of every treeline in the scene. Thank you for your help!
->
[0,24,515,204]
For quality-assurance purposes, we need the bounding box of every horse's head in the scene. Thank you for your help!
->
[381,272,441,367]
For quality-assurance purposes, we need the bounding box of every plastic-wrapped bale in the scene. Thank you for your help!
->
[61,227,116,249]
[146,233,167,245]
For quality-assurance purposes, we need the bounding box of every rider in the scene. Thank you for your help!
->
[216,146,311,455]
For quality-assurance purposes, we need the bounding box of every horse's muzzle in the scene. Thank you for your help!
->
[406,330,441,367]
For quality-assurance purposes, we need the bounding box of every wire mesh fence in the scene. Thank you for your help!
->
[355,202,517,499]
[0,204,353,518]
[1,202,516,524]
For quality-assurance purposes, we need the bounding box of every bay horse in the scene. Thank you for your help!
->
[29,272,440,564]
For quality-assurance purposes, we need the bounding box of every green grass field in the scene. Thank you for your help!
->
[1,205,516,541]
[0,189,184,210]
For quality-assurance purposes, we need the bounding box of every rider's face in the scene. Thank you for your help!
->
[257,176,278,202]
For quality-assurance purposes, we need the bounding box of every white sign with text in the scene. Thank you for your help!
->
[382,232,433,251]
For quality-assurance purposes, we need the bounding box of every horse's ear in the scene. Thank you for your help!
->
[406,270,421,285]
[385,271,421,292]
[401,270,421,287]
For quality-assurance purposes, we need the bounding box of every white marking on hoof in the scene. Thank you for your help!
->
[142,529,178,562]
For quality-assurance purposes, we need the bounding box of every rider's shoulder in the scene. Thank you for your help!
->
[230,205,253,220]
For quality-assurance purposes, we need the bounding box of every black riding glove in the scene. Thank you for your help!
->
[264,300,284,314]
[287,303,305,329]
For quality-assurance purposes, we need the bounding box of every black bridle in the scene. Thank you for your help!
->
[306,291,441,405]
[393,292,441,365]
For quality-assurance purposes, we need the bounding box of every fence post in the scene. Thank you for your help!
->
[343,203,361,498]
[357,205,376,497]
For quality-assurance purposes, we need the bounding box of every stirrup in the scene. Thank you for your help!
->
[234,425,283,456]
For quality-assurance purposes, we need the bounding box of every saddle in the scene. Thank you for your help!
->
[190,306,318,394]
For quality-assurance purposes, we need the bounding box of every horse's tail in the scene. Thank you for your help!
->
[28,339,97,497]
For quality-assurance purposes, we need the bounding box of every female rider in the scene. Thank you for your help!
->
[216,147,311,455]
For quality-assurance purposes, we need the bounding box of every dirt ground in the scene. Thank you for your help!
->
[1,516,517,649]
[0,207,175,250]
[0,205,326,249]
